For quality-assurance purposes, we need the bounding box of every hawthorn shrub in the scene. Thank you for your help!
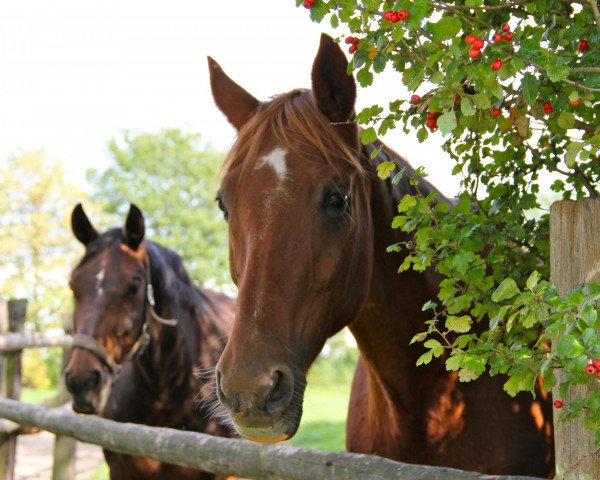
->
[297,0,600,441]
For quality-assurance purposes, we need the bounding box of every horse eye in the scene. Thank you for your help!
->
[326,192,349,214]
[125,283,140,297]
[215,192,229,221]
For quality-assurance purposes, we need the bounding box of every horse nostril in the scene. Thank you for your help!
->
[86,369,101,390]
[266,369,294,415]
[65,371,76,394]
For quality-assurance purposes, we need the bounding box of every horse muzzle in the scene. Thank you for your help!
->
[215,364,304,442]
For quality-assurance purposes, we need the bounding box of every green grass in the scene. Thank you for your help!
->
[20,387,57,404]
[287,381,350,452]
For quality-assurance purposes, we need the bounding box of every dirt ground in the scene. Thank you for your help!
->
[15,431,104,480]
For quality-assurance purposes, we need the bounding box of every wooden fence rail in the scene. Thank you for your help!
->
[0,332,72,352]
[0,398,543,480]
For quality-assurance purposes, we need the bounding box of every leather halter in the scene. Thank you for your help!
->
[71,251,178,377]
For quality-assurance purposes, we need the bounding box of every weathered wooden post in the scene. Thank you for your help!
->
[550,198,600,477]
[52,313,76,480]
[0,299,27,480]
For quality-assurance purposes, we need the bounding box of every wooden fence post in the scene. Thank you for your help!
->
[0,299,27,480]
[550,198,600,477]
[52,313,76,480]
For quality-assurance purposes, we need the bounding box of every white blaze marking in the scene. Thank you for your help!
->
[96,262,105,297]
[255,147,288,181]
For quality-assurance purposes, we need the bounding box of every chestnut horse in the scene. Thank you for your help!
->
[208,34,554,476]
[65,204,234,480]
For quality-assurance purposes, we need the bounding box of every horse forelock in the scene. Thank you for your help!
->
[221,89,365,182]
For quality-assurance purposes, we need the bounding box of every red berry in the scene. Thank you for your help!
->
[493,33,503,43]
[543,101,553,114]
[491,107,501,117]
[597,369,600,379]
[553,400,563,409]
[349,44,358,54]
[469,48,481,59]
[570,98,581,106]
[465,34,477,45]
[504,32,513,42]
[397,9,410,20]
[303,0,314,8]
[391,11,400,22]
[585,364,597,376]
[351,37,359,45]
[344,37,354,44]
[579,40,589,52]
[592,358,600,368]
[491,59,503,71]
[472,38,485,49]
[383,10,393,21]
[501,22,510,32]
[410,94,421,103]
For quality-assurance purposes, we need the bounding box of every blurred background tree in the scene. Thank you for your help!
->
[0,149,85,388]
[87,128,229,286]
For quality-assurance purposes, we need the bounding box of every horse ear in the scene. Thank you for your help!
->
[124,204,145,251]
[208,56,260,131]
[71,204,99,246]
[311,33,356,124]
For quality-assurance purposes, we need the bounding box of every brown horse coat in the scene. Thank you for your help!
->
[208,34,554,476]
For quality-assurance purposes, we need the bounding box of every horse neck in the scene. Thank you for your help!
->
[139,244,200,395]
[349,143,445,409]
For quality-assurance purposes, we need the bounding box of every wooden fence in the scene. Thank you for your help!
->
[0,299,546,480]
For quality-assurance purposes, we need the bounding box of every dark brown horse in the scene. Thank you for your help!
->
[207,34,554,476]
[65,203,234,480]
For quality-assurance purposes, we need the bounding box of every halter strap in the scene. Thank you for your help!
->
[144,253,178,327]
[71,251,177,378]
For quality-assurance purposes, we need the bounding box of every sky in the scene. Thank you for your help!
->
[0,0,460,197]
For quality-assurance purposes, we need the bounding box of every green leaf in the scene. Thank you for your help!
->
[410,332,428,344]
[565,142,583,167]
[555,335,585,359]
[360,127,377,145]
[458,368,480,382]
[526,271,540,291]
[377,161,396,179]
[437,110,457,135]
[492,278,520,302]
[446,354,464,371]
[557,111,575,130]
[422,300,438,311]
[460,97,475,116]
[397,194,417,212]
[445,315,473,333]
[546,63,569,83]
[416,127,428,143]
[472,93,491,109]
[424,339,444,357]
[521,74,538,105]
[416,350,433,366]
[427,17,462,42]
[356,67,374,87]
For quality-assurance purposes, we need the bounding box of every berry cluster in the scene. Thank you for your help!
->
[466,23,514,60]
[584,358,600,377]
[344,36,360,54]
[426,111,440,130]
[383,9,410,22]
[303,0,315,8]
[543,101,553,114]
[465,34,484,58]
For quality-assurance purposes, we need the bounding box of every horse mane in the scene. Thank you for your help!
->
[363,141,453,209]
[222,89,365,180]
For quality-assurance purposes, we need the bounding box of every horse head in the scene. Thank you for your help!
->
[65,203,150,414]
[209,34,374,442]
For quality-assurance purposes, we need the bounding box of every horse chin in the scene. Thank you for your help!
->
[232,402,303,443]
[71,382,112,415]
